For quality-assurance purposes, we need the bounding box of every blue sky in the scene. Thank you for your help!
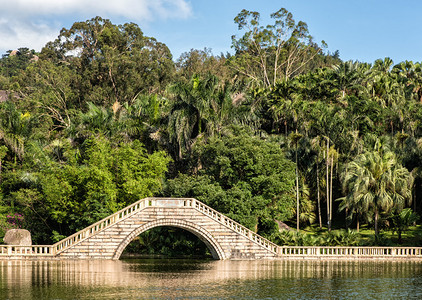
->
[1,0,421,64]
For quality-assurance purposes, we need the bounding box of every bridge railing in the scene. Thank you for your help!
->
[53,197,153,254]
[0,245,54,256]
[183,198,279,254]
[277,246,422,257]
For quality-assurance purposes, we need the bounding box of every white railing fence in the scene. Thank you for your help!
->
[0,245,54,256]
[277,246,422,257]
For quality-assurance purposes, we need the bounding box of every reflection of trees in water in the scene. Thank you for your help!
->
[122,226,211,258]
[1,260,422,299]
[1,260,422,285]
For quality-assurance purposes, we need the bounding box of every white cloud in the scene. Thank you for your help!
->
[0,19,58,54]
[0,0,192,54]
[1,0,192,20]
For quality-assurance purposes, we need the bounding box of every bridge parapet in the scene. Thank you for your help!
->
[191,199,279,253]
[53,197,152,254]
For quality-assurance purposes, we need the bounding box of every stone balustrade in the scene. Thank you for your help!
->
[277,246,422,258]
[0,245,54,257]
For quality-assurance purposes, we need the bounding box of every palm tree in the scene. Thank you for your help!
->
[327,145,339,231]
[339,175,372,232]
[391,208,419,244]
[372,57,394,76]
[329,60,366,100]
[289,131,303,231]
[167,75,219,160]
[0,101,34,161]
[340,142,412,236]
[392,61,422,103]
[310,136,324,229]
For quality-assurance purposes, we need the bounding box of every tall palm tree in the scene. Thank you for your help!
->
[0,101,34,161]
[340,142,412,235]
[329,60,366,100]
[167,74,235,160]
[289,131,303,231]
[371,57,394,76]
[310,136,324,229]
[392,61,422,103]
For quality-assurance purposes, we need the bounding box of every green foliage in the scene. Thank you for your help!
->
[41,136,170,234]
[390,208,419,243]
[2,9,422,250]
[176,48,231,82]
[230,8,327,88]
[165,129,296,235]
[0,48,36,77]
[271,229,359,246]
[0,135,170,242]
[41,17,175,106]
[340,142,413,235]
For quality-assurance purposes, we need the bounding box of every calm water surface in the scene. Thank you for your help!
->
[0,259,422,299]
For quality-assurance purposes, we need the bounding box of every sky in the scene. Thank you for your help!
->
[1,0,422,64]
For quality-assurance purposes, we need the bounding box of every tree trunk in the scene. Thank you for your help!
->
[357,218,360,233]
[374,209,379,236]
[414,194,417,226]
[329,155,334,231]
[296,143,300,232]
[345,207,349,230]
[316,156,322,229]
[326,137,330,231]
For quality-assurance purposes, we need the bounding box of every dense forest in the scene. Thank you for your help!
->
[1,9,421,252]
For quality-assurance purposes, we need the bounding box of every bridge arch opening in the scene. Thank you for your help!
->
[113,219,226,260]
[122,226,212,258]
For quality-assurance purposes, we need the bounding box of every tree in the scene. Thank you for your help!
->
[176,48,231,82]
[41,17,175,106]
[340,142,413,236]
[310,136,324,229]
[40,136,170,233]
[289,131,303,231]
[0,145,6,190]
[0,135,171,243]
[166,74,244,160]
[167,75,217,159]
[230,8,325,88]
[165,128,296,236]
[0,101,36,161]
[390,208,419,244]
[0,48,37,77]
[328,60,366,99]
[392,61,422,103]
[22,60,80,131]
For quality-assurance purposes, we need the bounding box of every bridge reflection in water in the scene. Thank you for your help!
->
[2,260,422,284]
[1,260,422,299]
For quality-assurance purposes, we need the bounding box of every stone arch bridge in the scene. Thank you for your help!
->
[3,198,422,260]
[52,198,279,260]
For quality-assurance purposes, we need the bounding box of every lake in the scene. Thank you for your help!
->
[1,259,422,299]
